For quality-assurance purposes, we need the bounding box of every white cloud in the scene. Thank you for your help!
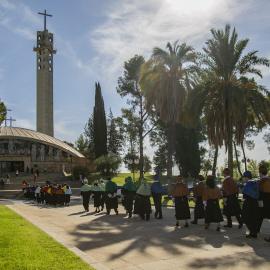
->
[0,0,16,10]
[87,0,253,82]
[54,120,77,142]
[15,119,35,130]
[0,0,38,40]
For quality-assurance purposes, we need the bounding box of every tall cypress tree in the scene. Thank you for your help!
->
[93,82,107,158]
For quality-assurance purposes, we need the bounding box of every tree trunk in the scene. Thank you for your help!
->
[139,95,144,179]
[241,144,247,171]
[234,141,243,178]
[167,123,175,196]
[212,147,219,178]
[228,139,234,178]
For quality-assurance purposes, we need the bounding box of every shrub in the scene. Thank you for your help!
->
[95,152,122,177]
[72,166,91,180]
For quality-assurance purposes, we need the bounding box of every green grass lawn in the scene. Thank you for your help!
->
[88,172,152,185]
[0,206,94,270]
[87,173,184,185]
[149,196,226,208]
[88,172,247,187]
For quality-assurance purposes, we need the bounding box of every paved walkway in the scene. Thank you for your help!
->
[4,198,270,270]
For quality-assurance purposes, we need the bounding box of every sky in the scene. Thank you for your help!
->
[0,0,270,173]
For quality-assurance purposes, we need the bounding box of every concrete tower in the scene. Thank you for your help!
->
[33,10,56,137]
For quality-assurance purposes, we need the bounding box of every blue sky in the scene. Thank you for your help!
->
[0,0,270,170]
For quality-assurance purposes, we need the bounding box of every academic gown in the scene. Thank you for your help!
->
[81,184,92,211]
[203,186,223,223]
[92,186,103,207]
[241,194,260,224]
[121,181,136,214]
[136,184,152,216]
[151,181,163,217]
[99,183,106,207]
[193,181,205,220]
[105,181,118,210]
[222,177,241,217]
[258,177,270,219]
[172,182,191,220]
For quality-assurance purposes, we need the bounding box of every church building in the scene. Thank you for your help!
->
[0,11,93,173]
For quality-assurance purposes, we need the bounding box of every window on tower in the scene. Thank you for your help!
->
[38,58,41,63]
[49,66,52,71]
[38,65,41,70]
[49,59,52,64]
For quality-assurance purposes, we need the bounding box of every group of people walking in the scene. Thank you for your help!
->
[80,166,270,242]
[80,176,154,220]
[172,166,270,242]
[22,182,72,207]
[80,179,106,212]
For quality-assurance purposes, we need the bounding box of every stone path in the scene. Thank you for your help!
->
[4,198,270,270]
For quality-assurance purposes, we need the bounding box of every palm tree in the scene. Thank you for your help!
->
[186,25,270,175]
[140,41,199,193]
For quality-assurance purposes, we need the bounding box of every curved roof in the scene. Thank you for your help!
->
[0,126,84,158]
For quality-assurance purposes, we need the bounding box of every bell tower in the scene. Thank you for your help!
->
[33,10,56,137]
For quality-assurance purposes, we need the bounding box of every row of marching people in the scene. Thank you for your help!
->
[80,179,106,212]
[80,166,270,242]
[80,176,154,220]
[22,182,72,207]
[176,166,270,242]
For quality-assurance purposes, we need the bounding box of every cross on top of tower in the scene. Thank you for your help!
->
[38,10,52,31]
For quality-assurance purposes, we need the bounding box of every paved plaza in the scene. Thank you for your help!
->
[2,197,270,270]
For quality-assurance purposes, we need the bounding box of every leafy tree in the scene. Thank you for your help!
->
[95,152,122,177]
[107,108,123,156]
[93,82,107,158]
[152,144,167,175]
[117,55,156,179]
[62,141,75,148]
[233,160,244,180]
[241,137,255,171]
[123,152,140,173]
[186,24,270,176]
[115,109,139,169]
[0,101,6,124]
[84,113,95,159]
[75,134,89,157]
[72,166,91,180]
[200,146,216,177]
[247,159,259,178]
[140,41,199,193]
[263,130,270,154]
[143,155,152,174]
[259,160,270,170]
